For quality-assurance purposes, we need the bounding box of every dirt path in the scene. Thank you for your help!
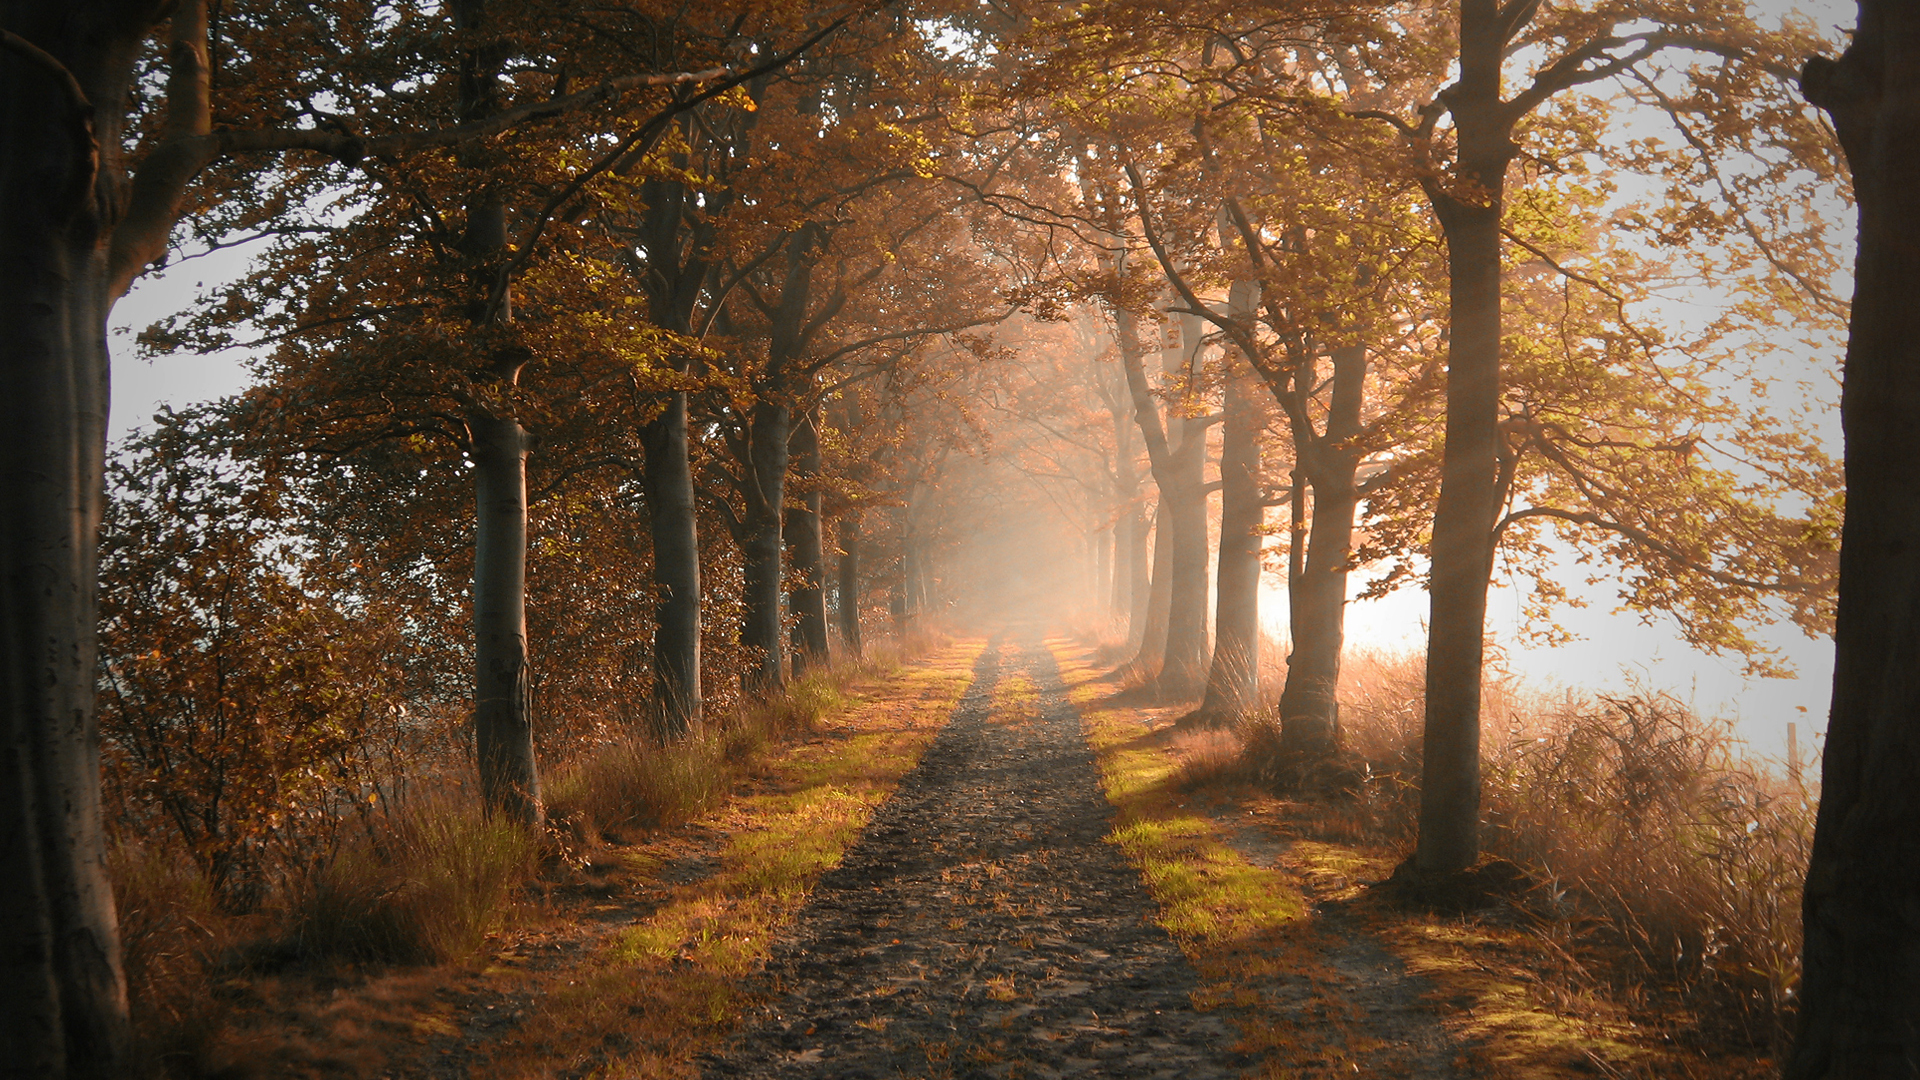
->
[705,638,1250,1079]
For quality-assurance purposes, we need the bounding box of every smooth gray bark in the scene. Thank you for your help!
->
[1158,310,1213,692]
[1114,302,1207,690]
[634,155,718,737]
[1137,502,1172,665]
[787,407,829,677]
[640,390,702,737]
[1414,0,1517,873]
[471,412,540,826]
[1279,344,1367,760]
[836,512,863,657]
[1198,350,1264,721]
[1,11,151,1073]
[740,399,790,692]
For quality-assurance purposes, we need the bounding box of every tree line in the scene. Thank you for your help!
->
[0,0,1910,1076]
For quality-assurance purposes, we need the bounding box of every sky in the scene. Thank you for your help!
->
[109,246,258,443]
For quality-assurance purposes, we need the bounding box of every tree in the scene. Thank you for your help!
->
[1347,0,1837,874]
[0,2,800,1064]
[1791,8,1920,1074]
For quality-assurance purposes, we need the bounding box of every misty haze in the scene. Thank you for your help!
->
[6,1,1914,1078]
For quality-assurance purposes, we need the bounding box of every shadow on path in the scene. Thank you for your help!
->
[704,635,1248,1079]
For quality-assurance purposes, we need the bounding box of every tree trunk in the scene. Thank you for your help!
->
[471,411,541,826]
[1125,499,1151,645]
[786,407,829,677]
[740,399,790,692]
[1,15,139,1072]
[1110,406,1147,640]
[1135,502,1172,668]
[1157,309,1212,694]
[837,512,863,657]
[640,390,701,737]
[1791,16,1920,1075]
[1159,443,1211,692]
[1093,526,1111,618]
[1198,352,1264,720]
[1414,5,1515,874]
[1113,303,1183,675]
[1280,344,1367,761]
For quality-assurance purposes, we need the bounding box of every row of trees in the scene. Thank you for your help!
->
[1,0,1911,1076]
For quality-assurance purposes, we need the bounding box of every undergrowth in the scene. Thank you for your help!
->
[1224,648,1814,1061]
[112,630,938,1078]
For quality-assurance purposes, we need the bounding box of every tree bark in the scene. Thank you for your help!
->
[1280,344,1367,760]
[1093,525,1112,619]
[1198,350,1264,720]
[1136,502,1172,667]
[836,511,862,657]
[740,399,790,692]
[1791,13,1920,1075]
[634,148,716,739]
[1157,309,1212,693]
[471,411,540,826]
[1414,0,1517,874]
[640,390,701,737]
[1124,498,1151,645]
[0,11,155,1074]
[1106,380,1148,641]
[1113,303,1183,675]
[787,407,829,677]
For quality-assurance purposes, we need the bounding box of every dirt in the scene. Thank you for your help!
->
[704,639,1252,1079]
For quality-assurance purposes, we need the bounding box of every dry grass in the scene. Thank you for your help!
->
[112,630,945,1078]
[1233,646,1813,1061]
[287,793,539,965]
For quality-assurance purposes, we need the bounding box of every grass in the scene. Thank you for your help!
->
[111,630,952,1079]
[1048,639,1313,1064]
[477,640,984,1078]
[1213,645,1809,1076]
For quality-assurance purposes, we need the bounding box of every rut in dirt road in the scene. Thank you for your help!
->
[705,637,1249,1079]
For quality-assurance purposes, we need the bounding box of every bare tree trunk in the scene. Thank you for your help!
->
[1198,351,1264,720]
[640,390,701,737]
[740,399,790,692]
[1136,502,1172,669]
[0,12,144,1072]
[1159,445,1211,692]
[787,407,829,677]
[1157,310,1212,693]
[1093,526,1111,618]
[837,512,863,657]
[1791,17,1920,1075]
[471,412,541,826]
[1125,500,1151,645]
[1108,394,1147,640]
[1280,344,1366,761]
[1113,302,1188,677]
[1415,2,1516,874]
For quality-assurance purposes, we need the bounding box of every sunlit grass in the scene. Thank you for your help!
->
[478,640,985,1079]
[1048,638,1305,953]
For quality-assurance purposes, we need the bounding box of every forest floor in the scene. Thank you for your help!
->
[204,631,1771,1079]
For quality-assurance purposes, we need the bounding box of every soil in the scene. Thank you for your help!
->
[704,640,1255,1079]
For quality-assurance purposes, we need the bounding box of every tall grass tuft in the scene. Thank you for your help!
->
[287,793,537,964]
